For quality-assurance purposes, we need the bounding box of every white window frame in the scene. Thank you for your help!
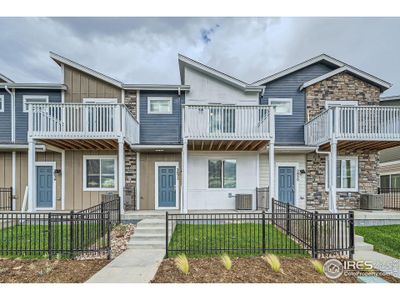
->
[0,95,4,112]
[325,100,358,109]
[325,156,359,192]
[83,155,118,192]
[207,159,237,189]
[268,98,293,115]
[23,95,49,113]
[147,97,173,114]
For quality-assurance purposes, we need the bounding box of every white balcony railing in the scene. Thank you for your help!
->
[305,106,400,146]
[28,103,139,145]
[183,104,274,140]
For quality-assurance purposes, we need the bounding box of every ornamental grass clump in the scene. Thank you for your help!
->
[221,254,232,270]
[310,259,324,275]
[263,254,281,273]
[175,254,189,275]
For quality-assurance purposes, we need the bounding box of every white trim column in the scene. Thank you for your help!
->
[118,139,125,214]
[329,140,338,213]
[12,151,16,210]
[268,142,275,211]
[182,140,188,213]
[28,140,36,212]
[136,152,140,210]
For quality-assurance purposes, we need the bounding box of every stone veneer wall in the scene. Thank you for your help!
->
[305,72,381,209]
[124,90,137,209]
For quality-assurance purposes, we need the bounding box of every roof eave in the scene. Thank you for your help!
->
[122,84,190,91]
[0,83,67,90]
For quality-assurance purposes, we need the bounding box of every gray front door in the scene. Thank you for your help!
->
[158,166,176,208]
[278,166,295,205]
[36,166,53,208]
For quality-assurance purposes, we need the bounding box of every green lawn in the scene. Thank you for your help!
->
[168,223,309,258]
[355,225,400,259]
[0,223,106,258]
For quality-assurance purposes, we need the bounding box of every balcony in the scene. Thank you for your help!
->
[305,106,400,151]
[183,104,274,151]
[28,103,139,149]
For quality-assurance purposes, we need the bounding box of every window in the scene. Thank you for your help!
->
[381,174,400,189]
[83,156,117,191]
[268,98,292,115]
[209,107,236,134]
[0,95,4,112]
[208,159,236,188]
[326,157,358,192]
[23,95,49,112]
[148,97,172,114]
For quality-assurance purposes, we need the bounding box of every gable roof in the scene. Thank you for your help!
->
[299,65,391,91]
[0,73,14,83]
[50,51,123,88]
[178,54,264,93]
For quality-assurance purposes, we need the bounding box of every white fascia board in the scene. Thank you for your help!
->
[49,51,123,88]
[123,84,190,91]
[300,66,392,91]
[380,95,400,102]
[0,83,67,90]
[0,73,14,83]
[0,144,46,151]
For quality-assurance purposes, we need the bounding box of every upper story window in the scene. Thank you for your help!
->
[268,98,292,115]
[83,155,117,191]
[0,95,4,112]
[23,95,49,113]
[208,159,237,189]
[148,97,173,114]
[326,156,358,192]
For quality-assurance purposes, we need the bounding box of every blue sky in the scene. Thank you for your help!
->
[0,17,399,95]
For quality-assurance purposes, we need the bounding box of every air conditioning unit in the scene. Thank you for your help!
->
[360,194,384,210]
[235,194,253,210]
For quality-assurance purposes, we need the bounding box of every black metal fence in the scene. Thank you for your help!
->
[256,187,269,210]
[79,194,121,225]
[378,188,400,210]
[0,187,13,211]
[166,199,354,259]
[0,196,121,259]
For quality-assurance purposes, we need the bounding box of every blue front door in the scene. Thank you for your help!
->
[36,166,53,209]
[158,166,176,208]
[278,166,295,205]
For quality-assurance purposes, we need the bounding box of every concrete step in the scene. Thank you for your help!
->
[122,213,166,221]
[355,235,364,243]
[134,226,168,234]
[128,240,165,249]
[136,219,165,228]
[355,242,374,251]
[130,233,165,242]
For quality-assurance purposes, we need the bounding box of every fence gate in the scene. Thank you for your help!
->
[0,187,13,211]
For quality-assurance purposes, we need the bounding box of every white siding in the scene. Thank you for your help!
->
[184,67,259,105]
[187,152,258,210]
[259,153,307,209]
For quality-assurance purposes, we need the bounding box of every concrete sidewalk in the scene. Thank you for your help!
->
[87,248,164,283]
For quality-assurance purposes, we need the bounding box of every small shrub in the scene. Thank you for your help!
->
[175,254,189,274]
[221,254,232,270]
[263,254,281,272]
[310,260,324,275]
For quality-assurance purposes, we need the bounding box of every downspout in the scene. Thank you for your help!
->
[5,86,17,210]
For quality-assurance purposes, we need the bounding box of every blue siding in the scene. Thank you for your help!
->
[261,63,335,145]
[0,89,62,144]
[139,91,183,145]
[0,90,12,143]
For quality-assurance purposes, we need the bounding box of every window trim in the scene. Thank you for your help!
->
[0,95,4,112]
[23,95,49,113]
[83,155,118,192]
[147,97,173,114]
[268,98,293,115]
[325,156,359,192]
[208,159,237,189]
[380,173,400,189]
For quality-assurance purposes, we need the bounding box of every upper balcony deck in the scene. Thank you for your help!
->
[183,104,275,151]
[28,103,139,150]
[305,106,400,151]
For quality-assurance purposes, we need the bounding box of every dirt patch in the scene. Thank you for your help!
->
[152,257,400,283]
[0,258,108,283]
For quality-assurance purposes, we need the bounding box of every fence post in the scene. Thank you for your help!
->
[312,211,318,259]
[118,196,121,224]
[101,201,105,236]
[70,210,74,259]
[286,202,290,235]
[107,211,111,260]
[349,210,355,260]
[48,212,52,259]
[165,211,169,258]
[271,198,275,226]
[262,210,266,254]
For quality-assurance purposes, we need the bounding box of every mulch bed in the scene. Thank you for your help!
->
[152,257,400,283]
[0,258,108,283]
[0,224,135,283]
